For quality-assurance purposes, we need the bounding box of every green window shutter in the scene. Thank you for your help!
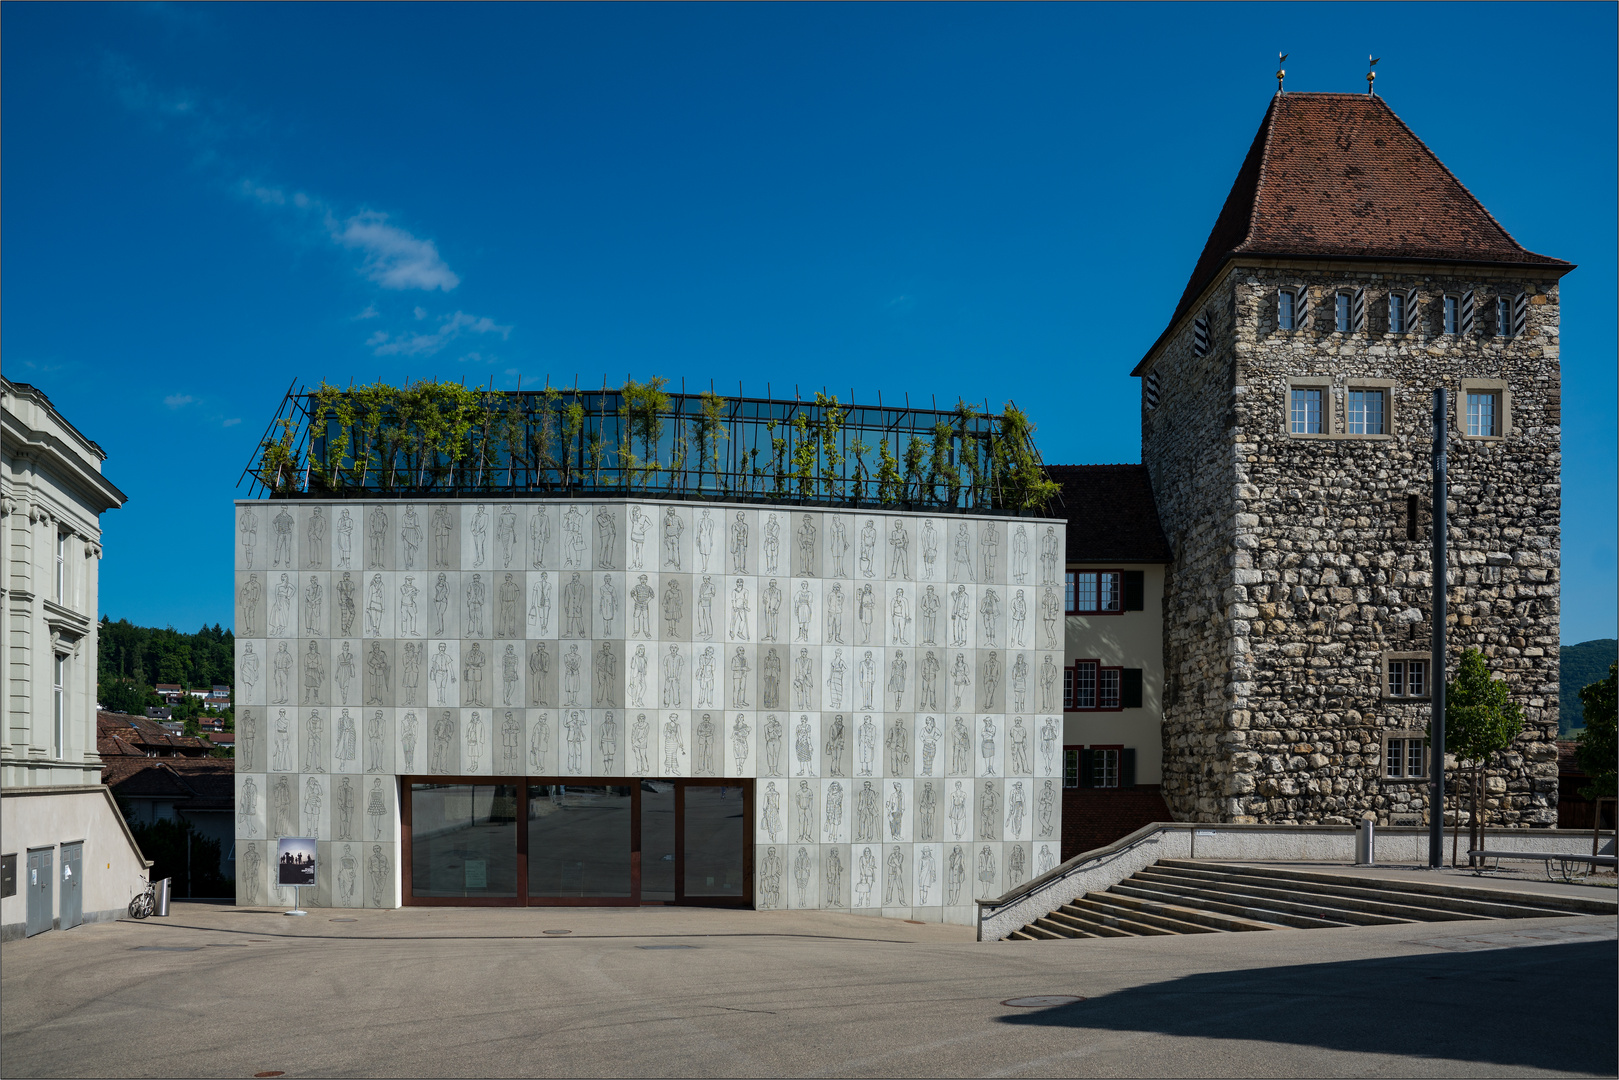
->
[1120,748,1137,788]
[1121,669,1143,709]
[1122,571,1145,611]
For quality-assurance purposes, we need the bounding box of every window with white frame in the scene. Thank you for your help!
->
[1388,291,1406,334]
[1066,571,1120,614]
[1386,657,1429,698]
[1278,290,1296,330]
[1384,735,1427,780]
[1443,295,1460,334]
[1335,292,1352,333]
[1346,388,1386,435]
[53,655,66,758]
[1495,296,1511,337]
[1467,391,1501,437]
[1290,387,1323,434]
[1090,748,1120,789]
[56,532,67,603]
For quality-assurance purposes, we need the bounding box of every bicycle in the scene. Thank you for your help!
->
[128,879,155,919]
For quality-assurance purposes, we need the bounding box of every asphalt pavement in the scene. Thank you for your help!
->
[2,901,1613,1077]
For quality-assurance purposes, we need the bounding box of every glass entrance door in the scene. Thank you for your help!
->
[404,777,750,907]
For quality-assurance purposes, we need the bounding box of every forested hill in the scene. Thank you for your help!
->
[98,618,235,691]
[1562,638,1618,734]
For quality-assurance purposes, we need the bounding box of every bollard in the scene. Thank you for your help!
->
[1355,817,1376,866]
[154,877,172,917]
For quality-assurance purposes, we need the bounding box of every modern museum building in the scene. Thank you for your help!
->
[233,388,1068,924]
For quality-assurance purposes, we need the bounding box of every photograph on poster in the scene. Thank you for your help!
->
[277,837,318,887]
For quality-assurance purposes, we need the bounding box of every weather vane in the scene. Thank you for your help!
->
[1276,52,1288,94]
[1367,55,1380,95]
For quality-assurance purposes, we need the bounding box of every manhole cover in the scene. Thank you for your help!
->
[133,946,201,952]
[637,944,696,950]
[542,929,571,936]
[1002,995,1085,1008]
[331,918,358,923]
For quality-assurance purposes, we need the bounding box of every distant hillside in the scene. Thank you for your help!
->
[1561,639,1618,735]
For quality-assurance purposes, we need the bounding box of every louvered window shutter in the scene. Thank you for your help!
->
[1078,749,1095,789]
[1144,370,1160,411]
[1122,571,1145,611]
[1296,288,1314,330]
[1459,290,1475,335]
[1192,314,1211,357]
[1120,748,1137,787]
[1405,288,1421,335]
[1121,669,1143,709]
[1351,287,1367,332]
[1511,291,1528,337]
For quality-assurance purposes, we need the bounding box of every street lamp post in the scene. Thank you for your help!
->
[1429,389,1448,869]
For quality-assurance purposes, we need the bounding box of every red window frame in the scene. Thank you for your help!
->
[1065,569,1124,616]
[1064,660,1123,712]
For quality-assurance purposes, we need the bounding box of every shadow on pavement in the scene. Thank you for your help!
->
[1000,939,1617,1075]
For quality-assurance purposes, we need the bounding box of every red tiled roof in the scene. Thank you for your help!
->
[1045,465,1173,563]
[103,756,235,810]
[97,711,212,756]
[1137,92,1573,373]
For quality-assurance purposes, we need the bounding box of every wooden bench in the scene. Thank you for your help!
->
[1468,849,1618,883]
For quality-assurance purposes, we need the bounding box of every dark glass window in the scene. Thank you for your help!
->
[640,780,676,902]
[527,785,634,898]
[684,785,746,897]
[409,783,519,898]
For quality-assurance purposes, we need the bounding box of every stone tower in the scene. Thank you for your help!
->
[1135,93,1570,825]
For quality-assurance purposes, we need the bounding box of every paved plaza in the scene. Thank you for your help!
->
[2,885,1614,1078]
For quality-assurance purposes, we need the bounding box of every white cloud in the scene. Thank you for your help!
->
[355,304,380,320]
[413,306,428,320]
[369,310,512,357]
[222,417,242,428]
[333,212,460,292]
[164,394,195,409]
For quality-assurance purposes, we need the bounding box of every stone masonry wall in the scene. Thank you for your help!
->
[1145,262,1562,826]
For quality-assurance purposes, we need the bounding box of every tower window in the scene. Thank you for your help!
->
[1495,296,1512,337]
[1388,292,1406,334]
[1443,295,1459,334]
[1385,657,1429,698]
[1384,736,1428,779]
[1278,290,1296,330]
[1346,389,1386,435]
[1290,388,1323,434]
[1406,494,1420,541]
[1335,292,1352,333]
[1467,392,1501,437]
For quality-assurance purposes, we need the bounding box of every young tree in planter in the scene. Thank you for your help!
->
[1442,649,1524,865]
[1574,664,1616,848]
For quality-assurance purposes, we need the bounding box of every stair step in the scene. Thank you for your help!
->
[1157,860,1613,919]
[1109,880,1357,929]
[1032,915,1098,938]
[1131,870,1418,927]
[1134,867,1479,924]
[1005,930,1039,941]
[1056,902,1174,936]
[1071,894,1220,934]
[1087,890,1270,933]
[1044,909,1135,937]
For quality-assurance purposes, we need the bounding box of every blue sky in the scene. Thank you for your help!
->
[5,3,1614,645]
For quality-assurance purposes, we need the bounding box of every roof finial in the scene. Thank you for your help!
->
[1276,52,1288,94]
[1367,55,1380,95]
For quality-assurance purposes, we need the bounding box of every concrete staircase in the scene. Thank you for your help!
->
[1005,860,1617,941]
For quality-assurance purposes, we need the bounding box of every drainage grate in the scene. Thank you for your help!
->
[1002,995,1085,1008]
[637,944,696,950]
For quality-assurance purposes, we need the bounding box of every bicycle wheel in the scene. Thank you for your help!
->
[130,891,152,919]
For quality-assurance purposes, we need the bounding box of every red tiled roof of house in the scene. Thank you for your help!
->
[102,756,235,811]
[1045,464,1173,563]
[96,711,212,756]
[1137,92,1573,373]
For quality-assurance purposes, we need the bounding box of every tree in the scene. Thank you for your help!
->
[99,676,159,716]
[1443,649,1524,865]
[1574,664,1616,800]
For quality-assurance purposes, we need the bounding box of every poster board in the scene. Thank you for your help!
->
[276,837,317,887]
